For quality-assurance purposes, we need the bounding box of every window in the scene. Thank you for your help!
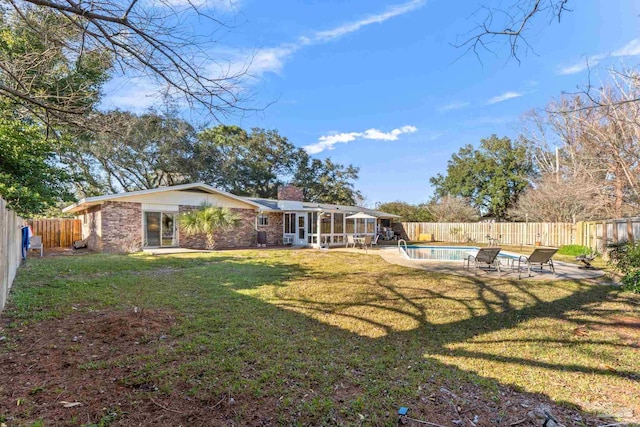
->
[334,213,344,234]
[307,212,318,234]
[258,214,269,226]
[320,214,331,234]
[284,213,296,234]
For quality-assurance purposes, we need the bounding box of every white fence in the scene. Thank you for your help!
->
[1,198,23,312]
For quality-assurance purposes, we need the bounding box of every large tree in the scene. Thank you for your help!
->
[0,9,108,215]
[0,113,74,216]
[426,195,479,222]
[518,73,640,218]
[194,125,362,204]
[376,201,433,222]
[65,111,197,195]
[194,125,298,198]
[430,135,533,220]
[291,153,361,205]
[0,1,250,127]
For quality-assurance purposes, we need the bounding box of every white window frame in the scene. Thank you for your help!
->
[258,214,269,226]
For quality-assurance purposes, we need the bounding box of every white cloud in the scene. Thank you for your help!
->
[486,91,522,105]
[248,46,299,76]
[438,101,470,112]
[612,38,640,57]
[558,38,640,75]
[224,0,426,78]
[558,62,590,75]
[100,76,163,111]
[313,0,425,42]
[304,125,417,154]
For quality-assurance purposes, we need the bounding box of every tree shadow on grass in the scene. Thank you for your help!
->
[4,251,639,426]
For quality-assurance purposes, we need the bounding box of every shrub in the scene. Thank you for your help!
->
[557,245,592,256]
[608,242,640,293]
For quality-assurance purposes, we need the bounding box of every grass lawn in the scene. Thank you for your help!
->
[1,249,638,426]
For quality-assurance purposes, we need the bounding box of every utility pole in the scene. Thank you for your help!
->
[555,146,560,183]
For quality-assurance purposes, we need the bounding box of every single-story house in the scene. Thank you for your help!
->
[62,183,399,252]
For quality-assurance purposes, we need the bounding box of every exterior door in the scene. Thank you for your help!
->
[144,212,161,247]
[296,214,306,245]
[144,211,177,248]
[161,213,177,246]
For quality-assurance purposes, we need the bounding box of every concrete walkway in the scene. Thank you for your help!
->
[338,246,606,281]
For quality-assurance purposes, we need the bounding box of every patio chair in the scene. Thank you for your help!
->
[360,234,373,249]
[371,234,380,247]
[346,234,356,248]
[464,247,502,275]
[517,247,558,279]
[29,235,43,257]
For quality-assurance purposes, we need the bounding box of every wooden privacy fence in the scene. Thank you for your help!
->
[1,198,23,312]
[397,222,576,247]
[28,219,81,248]
[576,218,640,253]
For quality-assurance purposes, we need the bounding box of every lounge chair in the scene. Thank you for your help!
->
[464,247,502,275]
[29,235,43,257]
[346,234,356,248]
[517,247,558,279]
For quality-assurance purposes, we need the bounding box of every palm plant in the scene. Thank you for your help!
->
[179,203,241,249]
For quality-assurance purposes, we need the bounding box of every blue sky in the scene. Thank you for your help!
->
[102,0,640,206]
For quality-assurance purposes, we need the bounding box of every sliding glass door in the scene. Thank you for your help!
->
[144,212,177,247]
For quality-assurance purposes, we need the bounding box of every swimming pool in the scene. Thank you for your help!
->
[402,245,519,262]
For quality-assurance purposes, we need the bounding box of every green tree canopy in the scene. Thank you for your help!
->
[194,126,297,198]
[429,135,533,220]
[0,115,74,216]
[0,7,111,127]
[194,125,362,204]
[0,7,110,216]
[292,153,361,205]
[65,111,197,195]
[376,201,433,222]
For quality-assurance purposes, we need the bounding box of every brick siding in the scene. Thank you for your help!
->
[101,201,143,253]
[257,212,283,246]
[277,185,304,202]
[80,205,103,251]
[178,206,260,249]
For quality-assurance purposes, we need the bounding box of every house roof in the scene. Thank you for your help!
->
[246,197,400,219]
[62,183,400,219]
[62,183,265,213]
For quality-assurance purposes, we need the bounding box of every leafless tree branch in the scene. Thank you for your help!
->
[1,0,256,129]
[454,0,571,62]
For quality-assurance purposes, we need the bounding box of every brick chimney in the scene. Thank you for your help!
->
[277,185,304,201]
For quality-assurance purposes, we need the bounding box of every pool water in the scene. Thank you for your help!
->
[403,246,519,262]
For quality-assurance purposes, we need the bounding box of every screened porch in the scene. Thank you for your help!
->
[282,210,391,247]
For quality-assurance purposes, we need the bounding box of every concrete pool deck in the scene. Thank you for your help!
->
[336,246,607,281]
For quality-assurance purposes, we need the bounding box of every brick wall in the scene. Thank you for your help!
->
[257,212,283,246]
[178,206,258,249]
[81,205,103,251]
[101,201,143,253]
[277,185,304,202]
